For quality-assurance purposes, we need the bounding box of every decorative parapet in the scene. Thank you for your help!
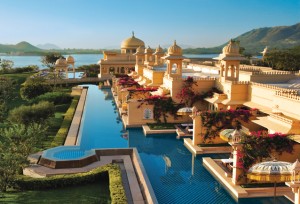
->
[251,71,296,75]
[240,65,262,72]
[251,82,297,92]
[232,81,250,85]
[275,90,300,101]
[171,76,216,81]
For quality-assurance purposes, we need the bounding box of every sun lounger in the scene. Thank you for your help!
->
[221,158,233,163]
[221,158,234,169]
[188,129,193,133]
[181,123,193,127]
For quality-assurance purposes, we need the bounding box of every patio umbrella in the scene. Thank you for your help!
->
[247,160,293,201]
[219,129,247,142]
[219,129,235,141]
[177,107,193,116]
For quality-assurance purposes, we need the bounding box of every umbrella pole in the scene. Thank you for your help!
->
[274,181,277,204]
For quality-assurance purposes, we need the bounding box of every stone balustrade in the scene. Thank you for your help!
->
[275,91,300,101]
[171,76,216,81]
[251,82,297,92]
[240,65,270,70]
[251,71,296,75]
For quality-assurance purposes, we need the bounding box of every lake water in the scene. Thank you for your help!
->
[0,53,218,69]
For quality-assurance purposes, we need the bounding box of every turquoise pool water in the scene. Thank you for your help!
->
[48,85,291,203]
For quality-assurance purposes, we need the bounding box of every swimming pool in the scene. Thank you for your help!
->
[45,85,292,203]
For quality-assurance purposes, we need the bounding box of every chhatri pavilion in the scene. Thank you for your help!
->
[98,32,145,79]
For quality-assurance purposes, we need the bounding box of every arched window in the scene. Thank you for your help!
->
[109,67,115,73]
[143,108,153,119]
[120,67,125,73]
[172,63,177,73]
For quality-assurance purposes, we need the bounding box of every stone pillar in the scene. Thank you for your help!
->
[65,67,69,79]
[286,159,300,204]
[295,187,300,204]
[285,183,300,204]
[225,65,228,78]
[192,115,202,145]
[231,143,243,185]
[191,107,206,146]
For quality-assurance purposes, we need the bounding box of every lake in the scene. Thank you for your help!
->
[0,53,219,69]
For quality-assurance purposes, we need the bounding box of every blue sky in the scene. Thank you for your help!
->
[0,0,299,49]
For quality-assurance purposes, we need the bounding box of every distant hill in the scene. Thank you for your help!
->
[235,23,300,53]
[0,41,42,53]
[183,23,300,54]
[36,43,61,50]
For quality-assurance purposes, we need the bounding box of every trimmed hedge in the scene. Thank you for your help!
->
[14,164,127,203]
[31,92,72,105]
[51,96,79,147]
[8,101,55,125]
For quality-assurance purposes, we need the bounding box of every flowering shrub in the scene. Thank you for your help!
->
[177,76,221,106]
[241,132,294,170]
[137,96,181,123]
[197,109,251,142]
[129,87,158,92]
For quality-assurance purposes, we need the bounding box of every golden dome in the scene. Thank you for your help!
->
[66,55,75,64]
[167,40,182,55]
[55,57,67,66]
[145,46,153,54]
[121,32,145,49]
[154,45,164,54]
[222,40,240,55]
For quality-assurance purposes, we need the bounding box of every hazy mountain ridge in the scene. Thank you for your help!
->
[36,43,61,50]
[0,41,42,53]
[0,23,299,55]
[234,23,300,53]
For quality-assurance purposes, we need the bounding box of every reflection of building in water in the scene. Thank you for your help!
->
[98,32,145,79]
[102,90,113,100]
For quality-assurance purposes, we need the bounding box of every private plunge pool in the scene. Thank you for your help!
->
[41,85,291,204]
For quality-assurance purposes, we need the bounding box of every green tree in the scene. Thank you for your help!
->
[41,52,63,69]
[0,123,47,192]
[77,64,99,77]
[0,77,14,122]
[0,77,15,102]
[20,82,52,100]
[0,59,14,73]
[263,49,300,71]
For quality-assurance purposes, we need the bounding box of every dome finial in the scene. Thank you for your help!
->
[174,40,177,45]
[132,31,135,37]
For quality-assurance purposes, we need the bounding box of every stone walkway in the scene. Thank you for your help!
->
[65,87,87,146]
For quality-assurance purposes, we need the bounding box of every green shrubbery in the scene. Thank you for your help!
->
[14,164,127,203]
[51,97,79,147]
[0,65,39,74]
[31,92,72,105]
[8,101,55,125]
[20,83,53,100]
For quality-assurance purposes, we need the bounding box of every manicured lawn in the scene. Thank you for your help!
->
[0,182,111,204]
